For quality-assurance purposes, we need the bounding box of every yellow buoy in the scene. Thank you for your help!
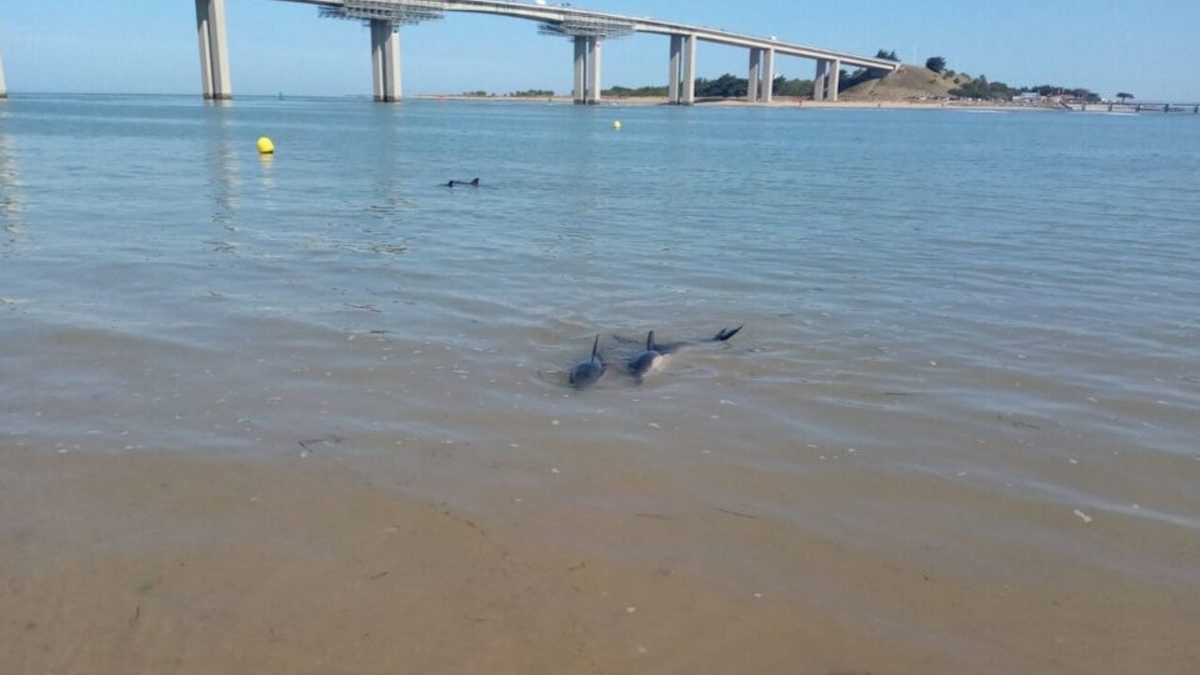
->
[612,120,622,130]
[256,137,275,155]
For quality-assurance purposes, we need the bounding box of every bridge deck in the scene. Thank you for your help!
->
[280,0,900,72]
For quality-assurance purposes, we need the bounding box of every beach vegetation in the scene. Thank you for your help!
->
[603,84,669,98]
[603,74,813,100]
[1116,92,1134,102]
[510,89,554,97]
[925,56,947,73]
[774,76,814,97]
[695,73,748,98]
[949,74,1018,100]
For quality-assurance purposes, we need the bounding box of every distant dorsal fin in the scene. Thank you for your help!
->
[591,334,600,359]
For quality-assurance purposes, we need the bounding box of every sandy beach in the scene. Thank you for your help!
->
[3,449,917,675]
[5,442,1198,675]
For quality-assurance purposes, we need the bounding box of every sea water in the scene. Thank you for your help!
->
[2,95,1199,672]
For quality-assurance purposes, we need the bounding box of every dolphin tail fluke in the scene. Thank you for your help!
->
[713,325,744,342]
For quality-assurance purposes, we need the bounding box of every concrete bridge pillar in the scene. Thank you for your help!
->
[370,20,401,102]
[681,34,697,105]
[586,37,602,104]
[667,34,697,105]
[573,37,586,104]
[762,48,775,103]
[747,48,762,103]
[668,35,682,104]
[195,0,232,100]
[813,59,828,101]
[813,58,841,101]
[828,59,841,101]
[570,37,602,105]
[0,50,7,99]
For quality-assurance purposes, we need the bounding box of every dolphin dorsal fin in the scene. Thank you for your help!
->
[646,330,656,351]
[591,334,600,359]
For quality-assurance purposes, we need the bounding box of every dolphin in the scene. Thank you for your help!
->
[568,335,607,389]
[445,177,480,188]
[627,325,743,383]
[627,331,666,381]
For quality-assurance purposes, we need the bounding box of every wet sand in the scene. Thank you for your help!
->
[2,449,903,675]
[4,446,1197,675]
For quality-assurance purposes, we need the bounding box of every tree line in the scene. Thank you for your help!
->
[604,75,816,99]
[558,49,1108,103]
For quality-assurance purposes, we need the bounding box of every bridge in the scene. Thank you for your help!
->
[2,0,901,104]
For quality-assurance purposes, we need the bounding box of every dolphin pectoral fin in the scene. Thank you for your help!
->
[713,325,744,342]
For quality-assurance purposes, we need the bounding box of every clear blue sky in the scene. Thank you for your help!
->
[2,0,1196,100]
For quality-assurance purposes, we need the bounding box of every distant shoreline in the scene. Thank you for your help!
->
[412,93,1064,112]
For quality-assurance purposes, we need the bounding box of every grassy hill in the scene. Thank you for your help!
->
[839,65,968,101]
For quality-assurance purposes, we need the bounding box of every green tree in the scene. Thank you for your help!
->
[1116,92,1134,102]
[925,56,946,73]
[603,85,668,97]
[950,74,1015,101]
[774,77,813,97]
[694,73,747,98]
[875,49,900,61]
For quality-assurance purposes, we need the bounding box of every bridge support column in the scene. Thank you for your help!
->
[813,58,841,101]
[681,34,696,105]
[667,34,696,105]
[747,49,761,103]
[668,35,682,104]
[813,59,828,101]
[586,37,602,104]
[828,59,841,101]
[762,48,775,103]
[0,50,6,99]
[571,37,602,105]
[370,20,401,102]
[195,0,232,100]
[572,37,586,104]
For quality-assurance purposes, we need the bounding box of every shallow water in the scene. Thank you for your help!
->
[2,95,1199,673]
